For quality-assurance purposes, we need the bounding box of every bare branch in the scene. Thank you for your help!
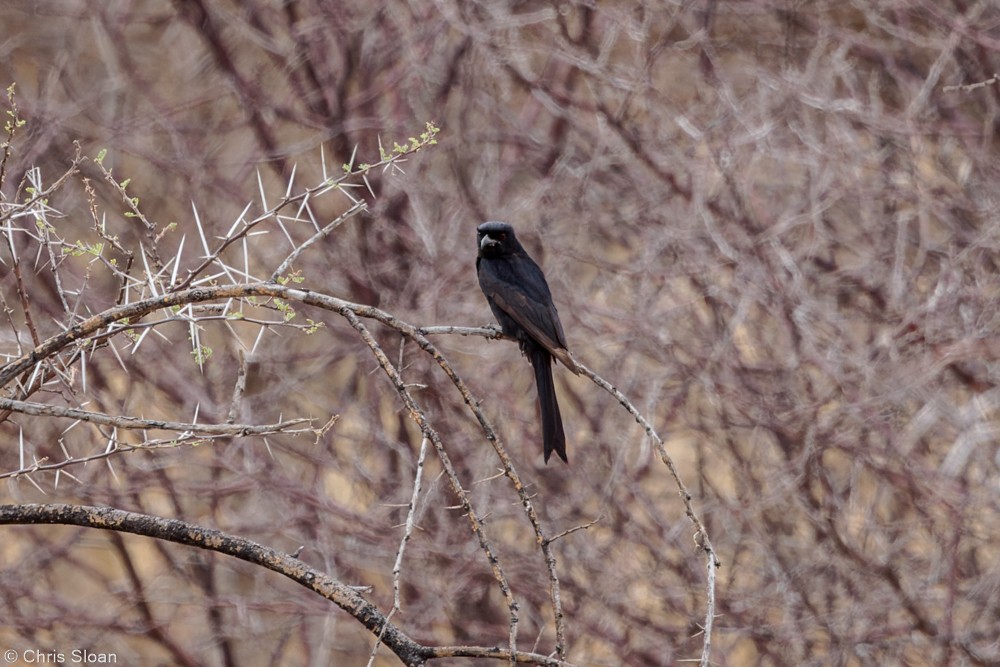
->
[0,396,310,436]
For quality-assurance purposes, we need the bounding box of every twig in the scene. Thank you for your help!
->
[700,548,717,667]
[0,430,315,481]
[393,434,429,611]
[5,239,40,348]
[0,396,310,436]
[0,148,83,226]
[574,361,720,666]
[270,199,367,281]
[226,349,249,424]
[942,73,1000,92]
[368,434,431,667]
[544,517,601,544]
[418,324,504,338]
[94,156,164,272]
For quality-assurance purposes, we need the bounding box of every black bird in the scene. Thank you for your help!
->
[476,221,580,463]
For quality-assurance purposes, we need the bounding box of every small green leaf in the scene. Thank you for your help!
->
[191,345,213,364]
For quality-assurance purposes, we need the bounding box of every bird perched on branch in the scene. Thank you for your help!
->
[476,221,580,463]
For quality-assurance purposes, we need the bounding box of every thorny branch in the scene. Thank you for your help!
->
[0,396,310,435]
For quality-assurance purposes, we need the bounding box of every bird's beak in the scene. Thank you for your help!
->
[480,235,499,251]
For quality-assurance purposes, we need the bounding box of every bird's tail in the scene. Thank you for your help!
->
[531,347,567,463]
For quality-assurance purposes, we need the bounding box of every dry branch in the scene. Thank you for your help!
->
[0,503,575,667]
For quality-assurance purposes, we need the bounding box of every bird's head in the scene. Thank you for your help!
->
[477,221,519,258]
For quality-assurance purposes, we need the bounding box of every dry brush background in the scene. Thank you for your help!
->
[2,1,1000,665]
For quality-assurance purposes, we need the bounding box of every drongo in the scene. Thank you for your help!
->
[476,221,580,463]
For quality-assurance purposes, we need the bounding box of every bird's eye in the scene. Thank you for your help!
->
[499,233,506,240]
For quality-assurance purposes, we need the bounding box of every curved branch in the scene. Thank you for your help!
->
[0,503,574,667]
[0,503,422,661]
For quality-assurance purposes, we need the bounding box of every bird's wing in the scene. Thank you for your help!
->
[488,289,581,375]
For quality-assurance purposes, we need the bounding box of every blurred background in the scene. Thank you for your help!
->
[2,1,1000,665]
